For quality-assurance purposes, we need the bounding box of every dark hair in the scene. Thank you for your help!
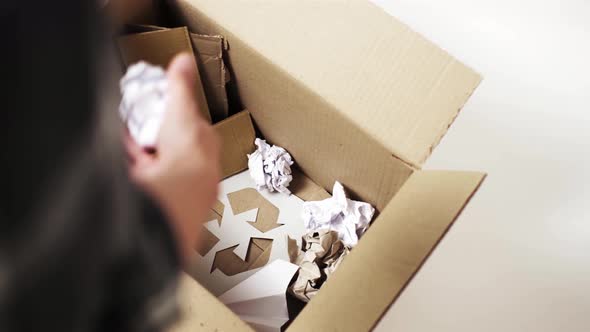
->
[1,0,97,221]
[0,2,180,331]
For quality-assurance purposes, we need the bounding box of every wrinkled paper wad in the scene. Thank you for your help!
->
[288,230,349,302]
[119,61,169,147]
[247,138,294,194]
[302,181,375,247]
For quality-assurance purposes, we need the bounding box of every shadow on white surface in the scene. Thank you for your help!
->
[369,1,590,331]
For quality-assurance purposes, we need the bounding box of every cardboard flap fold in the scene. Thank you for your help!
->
[176,0,481,167]
[124,24,230,122]
[170,274,253,332]
[287,170,486,332]
[213,111,256,178]
[117,27,212,122]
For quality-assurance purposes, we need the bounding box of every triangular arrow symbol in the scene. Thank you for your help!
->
[227,188,284,233]
[211,238,273,276]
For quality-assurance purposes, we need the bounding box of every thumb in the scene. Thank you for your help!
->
[166,53,202,122]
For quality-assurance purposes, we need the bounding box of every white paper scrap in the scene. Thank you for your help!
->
[219,259,299,304]
[220,260,299,332]
[226,295,288,320]
[119,61,169,147]
[240,315,286,332]
[302,181,375,247]
[248,138,294,194]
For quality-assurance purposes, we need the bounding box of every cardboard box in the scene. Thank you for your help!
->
[130,1,486,331]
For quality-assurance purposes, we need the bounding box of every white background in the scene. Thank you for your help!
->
[370,1,590,331]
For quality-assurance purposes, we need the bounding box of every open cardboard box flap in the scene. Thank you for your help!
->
[118,27,213,122]
[173,0,482,169]
[288,170,486,331]
[174,276,253,331]
[172,0,481,213]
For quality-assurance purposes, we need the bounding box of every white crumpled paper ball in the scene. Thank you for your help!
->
[119,61,169,147]
[301,181,375,247]
[247,138,294,194]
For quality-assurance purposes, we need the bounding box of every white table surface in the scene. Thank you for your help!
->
[370,1,590,331]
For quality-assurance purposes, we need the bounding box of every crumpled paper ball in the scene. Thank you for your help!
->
[247,138,294,194]
[119,61,169,147]
[287,230,350,303]
[302,181,375,247]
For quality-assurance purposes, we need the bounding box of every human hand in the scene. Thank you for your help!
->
[126,53,221,264]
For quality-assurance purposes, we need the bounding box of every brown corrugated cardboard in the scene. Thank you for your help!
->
[175,0,415,212]
[189,32,230,122]
[173,0,481,168]
[124,24,230,122]
[212,111,328,201]
[215,113,325,205]
[289,168,331,202]
[213,111,256,178]
[117,27,212,122]
[227,188,282,233]
[288,171,486,331]
[171,275,252,332]
[118,1,488,331]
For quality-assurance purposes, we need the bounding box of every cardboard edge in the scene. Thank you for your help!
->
[211,111,329,202]
[367,172,487,331]
[415,76,484,167]
[124,23,229,121]
[178,26,214,124]
[289,168,331,202]
[213,110,256,178]
[116,26,213,123]
[365,0,485,79]
[170,274,254,332]
[287,170,486,332]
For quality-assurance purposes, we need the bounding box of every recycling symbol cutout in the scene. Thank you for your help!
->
[188,171,305,296]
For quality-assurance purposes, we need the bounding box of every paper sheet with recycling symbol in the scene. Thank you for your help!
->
[187,171,306,296]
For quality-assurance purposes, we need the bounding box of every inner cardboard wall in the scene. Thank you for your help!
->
[168,0,415,211]
[212,111,331,202]
[117,27,212,123]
